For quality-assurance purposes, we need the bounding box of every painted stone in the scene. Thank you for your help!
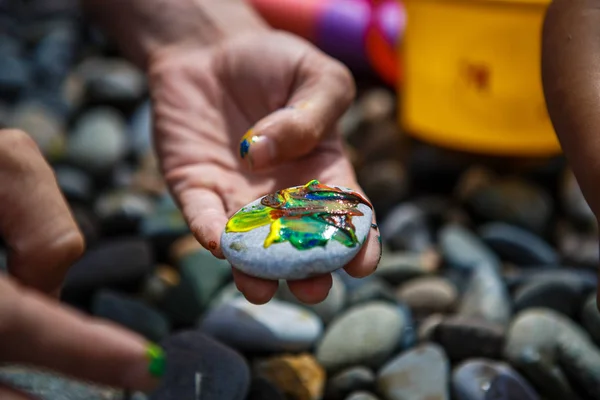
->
[221,180,374,280]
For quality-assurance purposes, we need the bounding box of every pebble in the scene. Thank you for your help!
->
[0,52,29,98]
[478,222,559,266]
[61,238,154,307]
[504,308,589,400]
[396,276,457,316]
[357,159,408,217]
[439,224,501,272]
[95,189,155,236]
[150,330,250,400]
[556,221,599,267]
[220,182,373,281]
[373,249,440,284]
[138,265,180,305]
[459,174,553,235]
[92,289,171,342]
[555,333,600,399]
[8,101,66,160]
[504,268,597,293]
[0,367,120,400]
[346,392,380,400]
[67,107,129,173]
[380,203,433,252]
[452,359,540,400]
[512,274,590,317]
[246,377,286,400]
[581,294,600,344]
[254,353,326,400]
[129,99,152,156]
[32,22,78,89]
[200,297,323,353]
[432,316,506,362]
[316,302,407,373]
[346,277,397,307]
[325,367,376,400]
[459,264,512,326]
[277,273,347,324]
[54,165,94,203]
[76,57,146,106]
[377,344,450,400]
[159,239,232,325]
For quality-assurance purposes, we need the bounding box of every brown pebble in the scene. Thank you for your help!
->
[254,354,326,400]
[397,277,457,316]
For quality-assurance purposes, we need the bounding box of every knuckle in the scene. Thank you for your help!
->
[0,129,38,152]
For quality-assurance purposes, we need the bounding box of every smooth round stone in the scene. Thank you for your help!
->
[32,22,77,87]
[555,332,600,399]
[478,223,559,266]
[513,275,589,317]
[396,276,458,316]
[92,289,170,342]
[345,392,380,400]
[581,294,600,344]
[0,367,121,400]
[346,277,397,307]
[9,101,65,160]
[374,249,440,285]
[452,359,539,400]
[54,165,94,203]
[151,330,250,400]
[207,281,244,310]
[357,158,407,217]
[276,273,347,324]
[316,301,407,373]
[254,354,325,400]
[325,366,375,400]
[200,297,322,353]
[439,224,501,272]
[459,265,512,326]
[67,107,129,173]
[377,344,450,400]
[557,222,599,267]
[0,52,29,97]
[380,203,433,252]
[504,268,597,293]
[221,182,373,280]
[504,309,590,399]
[433,316,506,362]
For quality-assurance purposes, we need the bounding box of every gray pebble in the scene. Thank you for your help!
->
[380,203,433,252]
[459,264,512,326]
[325,366,375,400]
[221,183,373,280]
[67,107,128,173]
[452,359,539,400]
[0,367,120,400]
[346,277,397,307]
[374,248,440,284]
[77,57,146,105]
[9,101,65,160]
[556,332,600,399]
[513,274,590,317]
[345,391,380,400]
[276,273,347,324]
[439,224,501,272]
[200,297,323,353]
[316,301,407,373]
[478,222,559,266]
[54,165,94,203]
[581,294,600,344]
[377,344,450,400]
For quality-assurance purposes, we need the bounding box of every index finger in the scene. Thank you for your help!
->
[0,276,163,392]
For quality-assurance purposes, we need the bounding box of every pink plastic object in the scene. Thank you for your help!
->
[248,0,405,86]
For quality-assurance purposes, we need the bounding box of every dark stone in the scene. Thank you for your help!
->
[380,203,433,252]
[513,276,590,317]
[92,289,171,342]
[345,277,397,307]
[245,377,285,400]
[150,330,250,400]
[61,238,155,307]
[325,366,375,400]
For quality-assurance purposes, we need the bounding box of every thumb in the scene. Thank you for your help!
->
[238,55,356,170]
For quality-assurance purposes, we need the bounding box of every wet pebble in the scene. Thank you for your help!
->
[200,297,323,353]
[377,344,450,400]
[396,276,457,317]
[220,182,373,281]
[150,330,250,400]
[452,359,539,400]
[478,222,559,266]
[316,301,407,373]
[373,249,440,285]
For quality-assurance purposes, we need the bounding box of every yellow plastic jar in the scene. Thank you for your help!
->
[399,0,561,157]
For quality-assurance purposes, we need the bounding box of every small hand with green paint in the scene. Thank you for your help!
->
[150,31,382,305]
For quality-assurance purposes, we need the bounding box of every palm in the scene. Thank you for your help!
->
[150,32,378,304]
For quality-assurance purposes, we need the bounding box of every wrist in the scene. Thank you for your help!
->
[82,0,271,70]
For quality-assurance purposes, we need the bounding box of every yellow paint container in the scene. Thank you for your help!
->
[399,0,561,156]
